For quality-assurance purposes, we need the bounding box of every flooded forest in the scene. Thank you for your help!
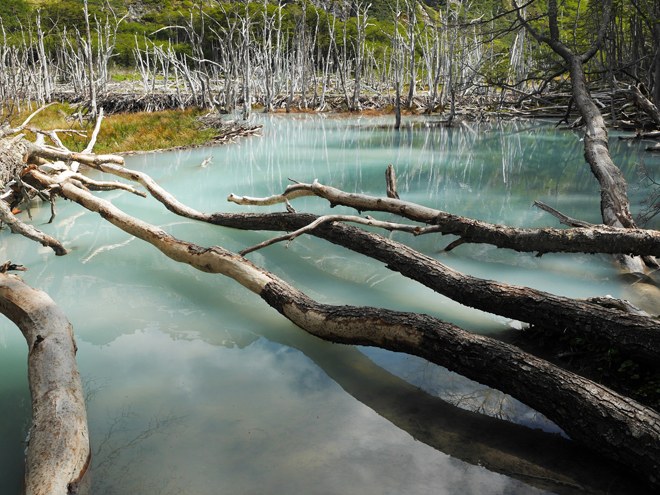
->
[1,0,660,494]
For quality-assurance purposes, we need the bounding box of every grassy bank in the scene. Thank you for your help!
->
[15,104,224,154]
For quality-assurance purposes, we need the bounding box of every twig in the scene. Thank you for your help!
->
[239,214,420,256]
[0,260,28,273]
[533,200,596,228]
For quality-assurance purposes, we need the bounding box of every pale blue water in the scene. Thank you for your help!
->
[0,115,656,494]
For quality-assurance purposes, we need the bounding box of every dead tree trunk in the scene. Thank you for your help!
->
[227,180,660,258]
[82,0,97,119]
[515,0,647,273]
[626,85,660,127]
[0,271,90,494]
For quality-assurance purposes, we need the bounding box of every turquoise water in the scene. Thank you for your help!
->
[0,115,656,494]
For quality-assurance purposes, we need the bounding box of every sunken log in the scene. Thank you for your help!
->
[35,177,660,490]
[0,272,90,494]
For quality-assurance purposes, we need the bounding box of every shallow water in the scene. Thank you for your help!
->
[0,115,657,494]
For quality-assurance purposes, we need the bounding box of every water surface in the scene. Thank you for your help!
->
[0,115,657,494]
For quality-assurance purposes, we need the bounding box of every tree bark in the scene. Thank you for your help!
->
[515,0,647,273]
[28,177,660,490]
[227,180,660,258]
[271,325,647,495]
[22,155,660,365]
[0,199,67,255]
[385,164,400,199]
[0,273,90,494]
[202,210,660,366]
[82,0,97,118]
[625,85,660,127]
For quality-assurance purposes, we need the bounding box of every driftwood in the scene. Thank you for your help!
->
[0,271,90,494]
[23,175,660,490]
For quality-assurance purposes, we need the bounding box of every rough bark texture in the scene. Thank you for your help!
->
[385,164,400,199]
[197,210,660,366]
[0,274,90,495]
[627,85,660,127]
[516,0,646,273]
[31,176,660,489]
[0,137,29,187]
[260,278,660,489]
[276,328,646,495]
[228,181,660,257]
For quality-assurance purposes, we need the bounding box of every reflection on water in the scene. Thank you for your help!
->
[360,347,565,435]
[82,330,550,495]
[0,115,657,494]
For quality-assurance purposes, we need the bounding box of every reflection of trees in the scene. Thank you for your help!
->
[91,406,186,495]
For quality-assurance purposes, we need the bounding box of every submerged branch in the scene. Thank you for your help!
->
[0,198,67,255]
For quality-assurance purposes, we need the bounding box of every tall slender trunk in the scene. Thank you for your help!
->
[83,0,97,118]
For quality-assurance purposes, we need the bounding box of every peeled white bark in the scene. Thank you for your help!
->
[0,273,90,494]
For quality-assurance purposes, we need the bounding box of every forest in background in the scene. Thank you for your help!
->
[0,0,658,123]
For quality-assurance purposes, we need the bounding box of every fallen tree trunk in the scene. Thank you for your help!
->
[228,180,660,257]
[35,177,660,490]
[34,145,660,260]
[0,272,90,495]
[624,85,660,128]
[23,157,660,364]
[200,210,660,367]
[24,161,660,365]
[271,326,646,495]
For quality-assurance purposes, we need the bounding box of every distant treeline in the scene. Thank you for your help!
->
[0,0,657,117]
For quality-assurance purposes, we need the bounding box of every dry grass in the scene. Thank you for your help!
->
[13,104,220,154]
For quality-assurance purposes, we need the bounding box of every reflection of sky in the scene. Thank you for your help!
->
[80,328,549,495]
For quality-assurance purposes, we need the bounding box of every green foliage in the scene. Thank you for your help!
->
[0,0,32,31]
